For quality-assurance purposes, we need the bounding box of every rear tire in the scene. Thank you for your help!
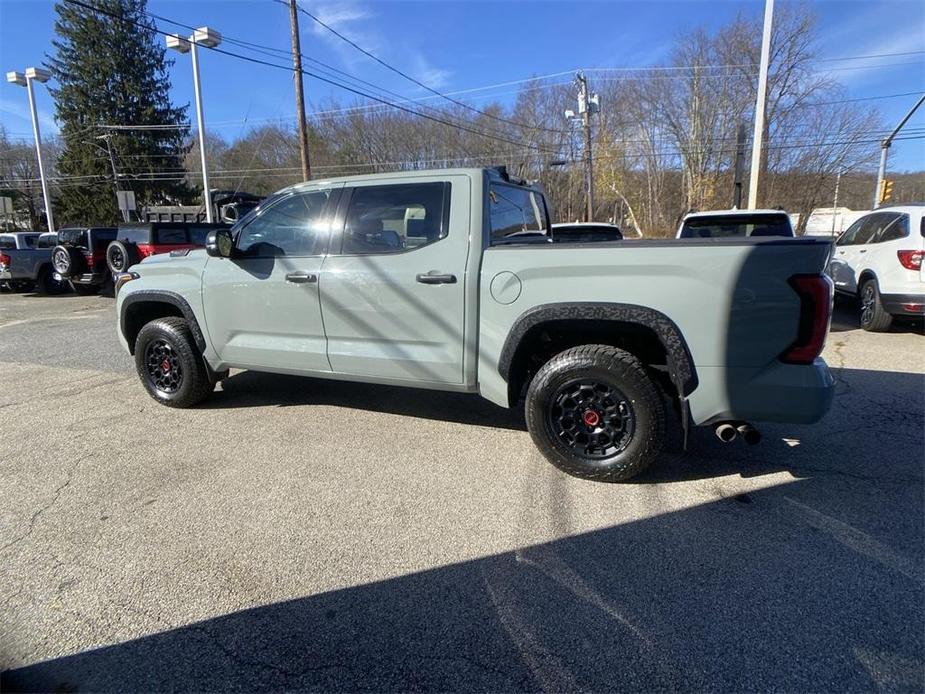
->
[859,279,893,332]
[52,245,86,278]
[37,266,69,295]
[106,240,139,274]
[135,317,214,408]
[525,344,665,482]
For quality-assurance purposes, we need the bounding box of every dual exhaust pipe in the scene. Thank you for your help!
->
[714,422,761,445]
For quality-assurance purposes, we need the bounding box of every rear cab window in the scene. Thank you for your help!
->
[154,227,188,244]
[118,226,153,244]
[489,183,550,245]
[58,228,88,248]
[0,235,15,249]
[36,234,57,249]
[341,182,449,255]
[680,214,792,238]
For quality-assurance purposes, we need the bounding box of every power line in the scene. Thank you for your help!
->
[282,0,569,135]
[63,0,564,154]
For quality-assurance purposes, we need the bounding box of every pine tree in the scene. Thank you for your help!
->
[49,0,189,225]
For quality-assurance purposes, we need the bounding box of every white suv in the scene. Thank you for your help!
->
[827,204,924,331]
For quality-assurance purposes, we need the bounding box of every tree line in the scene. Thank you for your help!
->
[1,0,922,234]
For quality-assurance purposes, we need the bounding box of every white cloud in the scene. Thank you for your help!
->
[301,0,452,93]
[0,99,58,134]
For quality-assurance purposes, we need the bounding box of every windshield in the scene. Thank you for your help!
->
[680,214,792,238]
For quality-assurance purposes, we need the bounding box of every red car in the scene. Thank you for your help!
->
[106,222,229,274]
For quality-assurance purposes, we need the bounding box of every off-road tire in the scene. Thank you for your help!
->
[106,240,139,274]
[134,317,214,408]
[51,245,85,277]
[859,279,893,332]
[525,344,665,482]
[37,266,68,295]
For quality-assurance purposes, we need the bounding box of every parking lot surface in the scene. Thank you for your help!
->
[1,292,923,691]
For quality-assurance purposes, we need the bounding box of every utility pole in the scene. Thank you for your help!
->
[831,171,841,237]
[289,0,312,181]
[97,134,128,222]
[574,72,599,222]
[873,93,924,208]
[747,0,774,210]
[732,122,747,208]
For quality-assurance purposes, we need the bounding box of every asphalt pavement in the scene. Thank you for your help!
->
[1,291,923,691]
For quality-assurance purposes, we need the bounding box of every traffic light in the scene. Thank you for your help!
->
[878,178,894,203]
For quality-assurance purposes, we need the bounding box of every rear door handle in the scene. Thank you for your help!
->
[416,272,457,285]
[858,249,867,254]
[286,271,317,284]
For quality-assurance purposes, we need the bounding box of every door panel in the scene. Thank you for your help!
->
[201,186,341,372]
[320,177,470,384]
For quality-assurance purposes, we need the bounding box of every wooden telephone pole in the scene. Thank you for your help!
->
[288,0,312,181]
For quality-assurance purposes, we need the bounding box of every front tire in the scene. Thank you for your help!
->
[859,279,893,332]
[134,317,214,408]
[525,344,665,482]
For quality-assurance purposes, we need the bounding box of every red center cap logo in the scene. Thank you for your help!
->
[161,359,171,373]
[582,410,601,427]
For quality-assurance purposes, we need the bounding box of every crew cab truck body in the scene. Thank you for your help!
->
[115,168,835,481]
[0,232,68,293]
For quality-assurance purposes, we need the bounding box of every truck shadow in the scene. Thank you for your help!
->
[203,365,923,486]
[4,473,922,692]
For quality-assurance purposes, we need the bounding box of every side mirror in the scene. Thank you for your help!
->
[205,228,234,258]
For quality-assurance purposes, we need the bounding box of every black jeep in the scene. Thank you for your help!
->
[51,227,117,295]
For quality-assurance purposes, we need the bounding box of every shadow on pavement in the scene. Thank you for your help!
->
[3,475,922,692]
[205,370,525,431]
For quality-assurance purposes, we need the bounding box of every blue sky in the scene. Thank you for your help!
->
[1,0,923,170]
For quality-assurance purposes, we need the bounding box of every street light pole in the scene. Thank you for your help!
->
[747,0,774,210]
[6,67,55,231]
[167,27,222,223]
[873,93,925,209]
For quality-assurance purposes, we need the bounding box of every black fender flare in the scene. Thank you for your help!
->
[498,302,698,396]
[121,290,207,354]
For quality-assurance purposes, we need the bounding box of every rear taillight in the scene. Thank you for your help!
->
[897,250,923,271]
[781,274,833,365]
[0,252,10,267]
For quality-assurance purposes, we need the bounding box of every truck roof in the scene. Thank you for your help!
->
[683,209,788,219]
[280,167,533,195]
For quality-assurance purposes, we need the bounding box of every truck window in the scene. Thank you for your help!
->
[0,235,14,249]
[118,226,152,244]
[36,234,57,249]
[489,184,548,244]
[58,228,89,247]
[155,227,188,244]
[342,182,448,255]
[23,234,38,248]
[237,190,332,257]
[680,214,790,238]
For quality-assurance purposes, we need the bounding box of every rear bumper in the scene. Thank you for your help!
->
[690,359,836,426]
[69,272,108,286]
[880,292,925,315]
[0,269,11,280]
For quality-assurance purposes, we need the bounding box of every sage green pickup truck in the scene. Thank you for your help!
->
[115,167,835,481]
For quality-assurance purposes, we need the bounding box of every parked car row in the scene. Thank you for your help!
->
[3,199,922,337]
[1,221,230,296]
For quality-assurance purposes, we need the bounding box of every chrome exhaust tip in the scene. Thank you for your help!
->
[714,423,738,443]
[737,423,761,445]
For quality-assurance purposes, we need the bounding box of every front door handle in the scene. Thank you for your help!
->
[286,271,317,284]
[858,249,867,254]
[416,272,457,285]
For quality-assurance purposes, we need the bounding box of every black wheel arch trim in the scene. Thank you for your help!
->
[498,302,698,397]
[121,290,207,355]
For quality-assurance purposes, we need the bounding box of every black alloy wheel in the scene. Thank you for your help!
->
[144,338,183,395]
[547,379,635,459]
